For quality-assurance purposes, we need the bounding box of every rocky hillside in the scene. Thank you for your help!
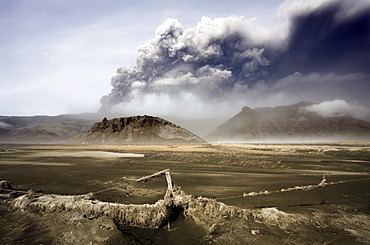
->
[64,115,206,144]
[207,106,280,142]
[207,102,370,142]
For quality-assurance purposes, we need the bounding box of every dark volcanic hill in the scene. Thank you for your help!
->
[64,115,207,144]
[207,102,370,142]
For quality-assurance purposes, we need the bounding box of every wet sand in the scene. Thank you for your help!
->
[1,143,369,244]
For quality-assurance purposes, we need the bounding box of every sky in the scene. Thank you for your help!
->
[0,0,369,121]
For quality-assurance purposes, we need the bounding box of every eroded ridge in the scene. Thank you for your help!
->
[1,170,370,244]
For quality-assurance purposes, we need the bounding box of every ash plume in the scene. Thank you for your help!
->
[99,0,370,117]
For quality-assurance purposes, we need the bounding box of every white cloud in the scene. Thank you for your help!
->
[262,72,370,107]
[304,99,370,121]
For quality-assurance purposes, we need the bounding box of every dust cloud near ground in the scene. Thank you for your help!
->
[0,143,369,244]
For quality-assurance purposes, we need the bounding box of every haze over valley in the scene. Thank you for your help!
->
[1,101,370,143]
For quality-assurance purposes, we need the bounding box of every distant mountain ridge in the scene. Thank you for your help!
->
[63,115,206,144]
[207,106,279,141]
[2,102,370,144]
[0,114,96,143]
[207,102,370,142]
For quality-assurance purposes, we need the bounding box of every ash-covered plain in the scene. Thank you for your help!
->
[1,143,369,244]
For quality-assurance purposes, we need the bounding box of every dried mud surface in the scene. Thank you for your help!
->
[1,143,370,244]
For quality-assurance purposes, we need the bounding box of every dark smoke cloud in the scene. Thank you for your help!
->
[270,0,370,78]
[99,16,271,113]
[100,0,370,117]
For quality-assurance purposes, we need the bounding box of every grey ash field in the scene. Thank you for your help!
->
[1,143,370,244]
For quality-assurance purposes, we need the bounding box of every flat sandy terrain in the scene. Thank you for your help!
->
[1,143,369,244]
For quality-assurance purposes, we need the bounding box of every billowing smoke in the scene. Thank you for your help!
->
[99,16,270,114]
[100,0,370,119]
